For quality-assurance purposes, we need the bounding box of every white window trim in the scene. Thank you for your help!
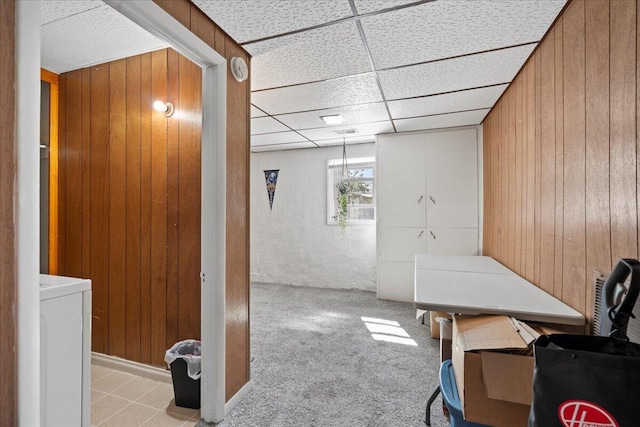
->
[327,156,376,226]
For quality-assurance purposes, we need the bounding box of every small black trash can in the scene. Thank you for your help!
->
[165,340,201,409]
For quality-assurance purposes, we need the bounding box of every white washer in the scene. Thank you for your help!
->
[40,274,91,427]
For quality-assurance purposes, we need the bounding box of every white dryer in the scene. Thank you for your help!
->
[40,274,91,427]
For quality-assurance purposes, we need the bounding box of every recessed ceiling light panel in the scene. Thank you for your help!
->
[320,114,345,125]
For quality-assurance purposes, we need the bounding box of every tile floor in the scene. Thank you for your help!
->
[91,365,200,427]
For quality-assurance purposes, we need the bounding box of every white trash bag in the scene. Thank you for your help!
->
[164,339,201,380]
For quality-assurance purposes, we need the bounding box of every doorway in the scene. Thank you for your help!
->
[36,0,229,422]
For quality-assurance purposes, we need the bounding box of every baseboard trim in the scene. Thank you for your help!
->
[225,380,253,415]
[92,352,172,384]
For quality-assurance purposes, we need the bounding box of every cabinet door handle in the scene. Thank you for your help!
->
[417,195,424,204]
[430,231,436,239]
[418,230,424,239]
[429,195,436,204]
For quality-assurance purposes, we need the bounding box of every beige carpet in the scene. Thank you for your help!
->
[214,282,448,427]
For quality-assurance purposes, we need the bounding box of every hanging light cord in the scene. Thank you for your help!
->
[341,138,347,180]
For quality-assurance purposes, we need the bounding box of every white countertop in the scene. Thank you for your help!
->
[414,255,585,326]
[40,274,91,301]
[415,254,514,275]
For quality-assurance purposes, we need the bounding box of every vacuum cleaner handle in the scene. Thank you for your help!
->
[599,258,640,339]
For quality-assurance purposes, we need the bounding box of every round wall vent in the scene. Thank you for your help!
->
[230,57,248,82]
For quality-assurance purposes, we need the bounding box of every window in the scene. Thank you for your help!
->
[327,156,375,225]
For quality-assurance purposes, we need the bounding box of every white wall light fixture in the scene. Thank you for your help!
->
[153,100,175,117]
[230,57,248,82]
[320,114,344,125]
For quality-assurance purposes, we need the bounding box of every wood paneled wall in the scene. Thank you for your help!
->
[483,0,640,329]
[153,0,251,401]
[0,1,16,424]
[58,49,202,366]
[59,0,250,400]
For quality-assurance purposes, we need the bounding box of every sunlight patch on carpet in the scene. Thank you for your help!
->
[361,317,417,346]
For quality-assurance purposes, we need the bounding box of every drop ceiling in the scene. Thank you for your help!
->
[41,0,567,153]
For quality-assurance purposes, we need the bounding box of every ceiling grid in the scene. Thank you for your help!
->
[41,0,568,152]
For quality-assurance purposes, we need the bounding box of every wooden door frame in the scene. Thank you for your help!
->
[16,1,43,425]
[16,0,229,424]
[105,0,228,421]
[40,68,59,275]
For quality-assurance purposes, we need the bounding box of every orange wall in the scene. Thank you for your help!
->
[483,0,638,330]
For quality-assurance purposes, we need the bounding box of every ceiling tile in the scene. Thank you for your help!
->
[378,45,534,100]
[252,131,308,147]
[192,0,353,44]
[246,21,371,90]
[275,102,388,130]
[353,0,421,15]
[251,117,290,135]
[251,105,268,118]
[252,142,317,152]
[298,121,394,141]
[388,84,508,119]
[252,74,383,115]
[361,0,565,69]
[41,0,103,25]
[41,5,168,74]
[394,109,490,132]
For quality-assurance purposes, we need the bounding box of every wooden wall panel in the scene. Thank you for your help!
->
[538,34,556,296]
[177,54,202,340]
[0,1,16,423]
[155,0,252,401]
[525,60,536,281]
[150,49,169,367]
[533,49,542,286]
[224,39,251,401]
[610,0,638,262]
[553,20,564,300]
[507,88,516,268]
[483,0,640,331]
[58,49,203,365]
[64,70,83,278]
[58,0,252,399]
[514,75,523,274]
[155,0,252,400]
[585,0,611,324]
[58,74,67,276]
[81,69,91,279]
[125,55,142,362]
[140,52,153,365]
[561,0,586,314]
[89,64,110,354]
[108,59,128,359]
[166,48,180,349]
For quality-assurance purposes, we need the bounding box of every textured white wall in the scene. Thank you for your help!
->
[251,143,376,291]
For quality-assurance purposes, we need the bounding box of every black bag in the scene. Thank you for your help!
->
[529,334,640,427]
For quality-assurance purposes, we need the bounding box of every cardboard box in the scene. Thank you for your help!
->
[429,311,451,339]
[452,315,534,427]
[439,317,453,362]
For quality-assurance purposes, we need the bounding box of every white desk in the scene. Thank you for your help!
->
[415,254,514,275]
[414,256,585,326]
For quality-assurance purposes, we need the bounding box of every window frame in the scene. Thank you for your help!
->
[326,156,376,226]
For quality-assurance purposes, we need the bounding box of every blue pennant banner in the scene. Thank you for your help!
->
[264,169,279,210]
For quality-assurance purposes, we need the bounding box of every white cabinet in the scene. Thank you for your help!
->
[379,227,427,262]
[425,129,478,228]
[426,228,479,255]
[377,133,427,228]
[40,274,92,427]
[376,128,480,302]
